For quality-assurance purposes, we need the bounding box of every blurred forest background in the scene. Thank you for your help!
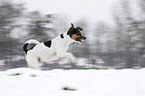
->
[1,0,145,70]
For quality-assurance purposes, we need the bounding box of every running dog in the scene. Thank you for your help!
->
[23,23,86,69]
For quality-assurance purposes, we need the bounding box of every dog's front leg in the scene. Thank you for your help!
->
[66,52,77,63]
[56,52,70,64]
[56,51,77,64]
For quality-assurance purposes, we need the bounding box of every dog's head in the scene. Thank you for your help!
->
[67,23,86,43]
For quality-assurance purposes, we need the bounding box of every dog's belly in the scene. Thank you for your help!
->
[32,43,58,61]
[38,49,57,61]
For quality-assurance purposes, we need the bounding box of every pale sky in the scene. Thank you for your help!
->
[15,0,118,24]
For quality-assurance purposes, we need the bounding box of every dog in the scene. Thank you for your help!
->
[23,23,86,69]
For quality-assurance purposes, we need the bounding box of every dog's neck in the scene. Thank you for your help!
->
[63,32,74,45]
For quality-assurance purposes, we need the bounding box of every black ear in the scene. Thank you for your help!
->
[67,23,74,35]
[76,27,83,31]
[71,23,74,28]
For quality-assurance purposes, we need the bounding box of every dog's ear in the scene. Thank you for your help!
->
[67,23,75,35]
[76,27,83,31]
[71,23,74,28]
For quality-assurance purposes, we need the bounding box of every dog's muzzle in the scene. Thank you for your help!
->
[76,36,86,43]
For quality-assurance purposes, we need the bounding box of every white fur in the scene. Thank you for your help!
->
[25,39,40,44]
[24,32,77,69]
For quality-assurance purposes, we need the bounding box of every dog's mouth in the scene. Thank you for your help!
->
[76,36,86,43]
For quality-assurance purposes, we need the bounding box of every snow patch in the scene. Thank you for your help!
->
[0,68,145,96]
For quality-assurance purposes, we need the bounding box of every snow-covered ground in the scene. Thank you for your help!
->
[0,68,145,96]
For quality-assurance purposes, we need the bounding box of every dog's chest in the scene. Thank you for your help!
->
[54,35,72,50]
[57,39,69,52]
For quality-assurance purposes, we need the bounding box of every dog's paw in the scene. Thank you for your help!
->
[71,58,77,63]
[59,57,68,64]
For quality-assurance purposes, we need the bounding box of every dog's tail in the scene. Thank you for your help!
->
[23,39,40,54]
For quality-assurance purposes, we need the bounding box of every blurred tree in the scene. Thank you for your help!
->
[94,22,116,66]
[27,11,53,41]
[0,0,24,57]
[0,0,25,69]
[0,0,24,40]
[94,22,113,52]
[137,0,145,67]
[112,0,145,68]
[52,14,69,36]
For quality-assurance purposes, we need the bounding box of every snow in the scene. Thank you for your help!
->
[0,68,145,96]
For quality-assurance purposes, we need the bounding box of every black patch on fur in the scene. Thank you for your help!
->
[44,40,51,48]
[23,43,37,54]
[23,43,29,54]
[60,34,64,39]
[29,44,36,50]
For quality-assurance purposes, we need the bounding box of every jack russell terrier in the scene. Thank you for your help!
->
[23,23,86,69]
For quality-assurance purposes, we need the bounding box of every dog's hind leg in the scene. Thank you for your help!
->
[26,55,42,70]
